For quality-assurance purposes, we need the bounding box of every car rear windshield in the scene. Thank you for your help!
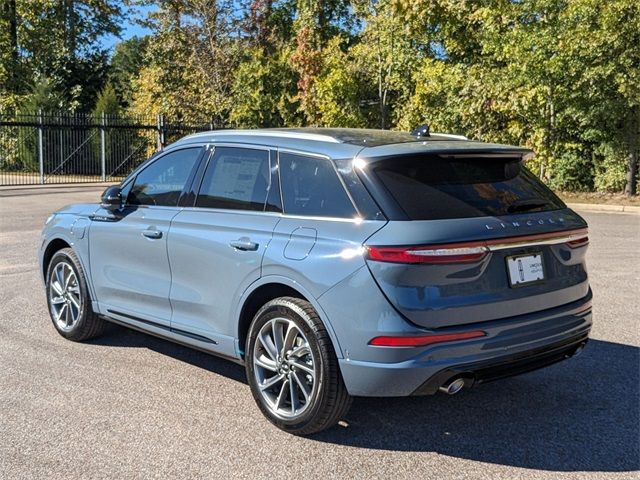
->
[371,154,565,220]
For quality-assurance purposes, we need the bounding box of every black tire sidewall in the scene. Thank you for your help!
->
[46,249,90,338]
[245,300,330,430]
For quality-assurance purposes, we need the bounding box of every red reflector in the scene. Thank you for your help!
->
[365,245,488,264]
[567,236,589,248]
[369,331,486,347]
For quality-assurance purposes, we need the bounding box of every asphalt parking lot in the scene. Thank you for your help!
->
[1,185,638,479]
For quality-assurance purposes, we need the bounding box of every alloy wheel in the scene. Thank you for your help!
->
[49,261,82,332]
[253,317,318,419]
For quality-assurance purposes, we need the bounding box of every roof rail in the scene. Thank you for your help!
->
[182,129,342,144]
[432,133,469,140]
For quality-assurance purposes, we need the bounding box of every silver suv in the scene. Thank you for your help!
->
[39,128,592,434]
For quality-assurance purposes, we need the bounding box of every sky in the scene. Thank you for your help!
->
[101,4,155,51]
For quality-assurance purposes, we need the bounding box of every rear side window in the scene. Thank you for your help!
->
[128,148,201,207]
[372,155,565,220]
[196,147,270,211]
[279,152,356,218]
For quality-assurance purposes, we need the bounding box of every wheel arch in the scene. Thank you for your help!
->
[235,276,344,361]
[41,235,97,304]
[42,237,72,282]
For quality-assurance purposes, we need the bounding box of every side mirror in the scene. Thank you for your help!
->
[101,185,122,211]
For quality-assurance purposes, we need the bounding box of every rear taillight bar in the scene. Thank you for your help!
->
[369,330,486,347]
[365,244,488,264]
[566,236,589,249]
[366,228,588,264]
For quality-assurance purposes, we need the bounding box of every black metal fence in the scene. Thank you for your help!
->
[0,111,215,186]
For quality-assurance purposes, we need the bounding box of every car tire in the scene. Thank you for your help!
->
[245,296,352,435]
[46,248,105,342]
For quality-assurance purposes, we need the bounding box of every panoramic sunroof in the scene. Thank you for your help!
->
[282,128,457,147]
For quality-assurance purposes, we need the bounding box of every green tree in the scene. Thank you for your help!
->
[315,37,365,127]
[0,0,20,94]
[230,48,299,127]
[91,82,120,175]
[556,0,640,195]
[109,36,149,109]
[290,0,324,125]
[352,0,425,129]
[0,0,124,112]
[392,0,639,193]
[129,0,238,121]
[5,0,635,194]
[20,77,68,113]
[92,83,120,116]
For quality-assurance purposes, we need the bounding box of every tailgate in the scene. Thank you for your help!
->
[364,210,589,329]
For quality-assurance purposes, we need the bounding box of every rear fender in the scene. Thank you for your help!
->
[234,275,345,359]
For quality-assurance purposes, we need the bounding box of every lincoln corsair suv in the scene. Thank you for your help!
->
[39,128,592,434]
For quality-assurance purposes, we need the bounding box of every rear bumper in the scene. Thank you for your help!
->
[411,333,588,395]
[337,292,592,397]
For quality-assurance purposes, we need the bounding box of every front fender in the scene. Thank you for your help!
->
[39,211,97,302]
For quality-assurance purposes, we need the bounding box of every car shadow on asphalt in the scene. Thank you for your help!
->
[89,323,248,384]
[316,339,639,473]
[91,327,638,473]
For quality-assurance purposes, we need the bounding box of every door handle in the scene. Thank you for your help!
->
[229,238,258,251]
[142,229,163,239]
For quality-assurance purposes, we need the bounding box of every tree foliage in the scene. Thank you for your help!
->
[1,0,638,193]
[0,0,123,112]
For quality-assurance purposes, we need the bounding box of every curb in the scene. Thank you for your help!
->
[566,203,640,214]
[0,183,108,197]
[0,182,110,191]
[0,183,108,198]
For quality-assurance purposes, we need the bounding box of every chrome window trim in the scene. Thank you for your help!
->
[487,232,588,251]
[205,142,272,152]
[276,148,331,159]
[179,206,371,223]
[279,213,369,223]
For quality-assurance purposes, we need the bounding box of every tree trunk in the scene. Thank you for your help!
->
[8,0,17,60]
[8,0,18,92]
[380,88,387,130]
[260,0,273,50]
[624,106,639,197]
[377,47,385,129]
[541,87,554,181]
[64,0,76,59]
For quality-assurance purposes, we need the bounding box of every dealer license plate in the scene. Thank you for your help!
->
[506,253,545,287]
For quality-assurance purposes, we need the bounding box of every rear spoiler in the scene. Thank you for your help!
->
[361,149,535,165]
[436,150,535,161]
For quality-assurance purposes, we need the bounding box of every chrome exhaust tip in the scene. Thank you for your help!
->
[439,377,466,395]
[568,341,587,359]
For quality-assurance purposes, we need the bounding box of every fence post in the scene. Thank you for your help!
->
[156,114,165,151]
[100,112,106,181]
[38,109,44,184]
